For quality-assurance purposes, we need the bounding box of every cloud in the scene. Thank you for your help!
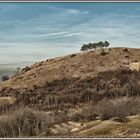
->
[0,3,140,65]
[67,9,79,14]
[66,9,89,15]
[40,32,68,37]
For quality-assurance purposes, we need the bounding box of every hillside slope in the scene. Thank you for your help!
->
[0,48,140,89]
[0,48,139,110]
[0,47,140,138]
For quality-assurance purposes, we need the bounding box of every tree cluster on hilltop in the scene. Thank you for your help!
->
[81,41,110,51]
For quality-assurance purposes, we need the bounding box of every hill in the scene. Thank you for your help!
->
[1,47,140,89]
[0,47,140,137]
[0,47,139,108]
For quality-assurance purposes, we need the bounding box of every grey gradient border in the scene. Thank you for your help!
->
[0,0,140,3]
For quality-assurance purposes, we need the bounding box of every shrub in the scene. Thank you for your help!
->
[21,66,31,73]
[0,108,52,137]
[96,98,114,120]
[81,107,98,121]
[70,54,76,58]
[123,48,128,53]
[113,99,129,123]
[52,111,69,123]
[2,75,10,82]
[111,97,140,123]
[70,113,84,122]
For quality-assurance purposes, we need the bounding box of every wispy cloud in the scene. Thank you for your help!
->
[66,9,89,15]
[40,32,68,37]
[0,3,140,65]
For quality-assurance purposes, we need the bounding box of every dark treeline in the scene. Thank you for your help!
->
[81,41,110,51]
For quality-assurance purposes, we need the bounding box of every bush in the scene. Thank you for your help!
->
[52,111,69,123]
[70,113,84,122]
[0,108,52,137]
[21,66,30,73]
[2,75,10,82]
[81,107,98,121]
[70,54,76,58]
[96,99,114,120]
[113,97,140,120]
[95,97,140,123]
[113,99,129,123]
[94,97,140,122]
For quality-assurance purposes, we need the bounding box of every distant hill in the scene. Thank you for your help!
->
[0,68,15,82]
[0,61,34,82]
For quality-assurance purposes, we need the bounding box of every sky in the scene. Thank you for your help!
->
[0,2,140,65]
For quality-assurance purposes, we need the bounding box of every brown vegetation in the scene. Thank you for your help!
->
[0,48,139,137]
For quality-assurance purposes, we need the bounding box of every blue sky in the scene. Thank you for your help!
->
[0,2,140,65]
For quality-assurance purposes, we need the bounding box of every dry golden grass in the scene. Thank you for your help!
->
[0,97,16,105]
[73,116,140,138]
[0,48,140,91]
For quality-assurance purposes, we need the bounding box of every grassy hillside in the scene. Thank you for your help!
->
[1,47,140,90]
[0,47,139,137]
